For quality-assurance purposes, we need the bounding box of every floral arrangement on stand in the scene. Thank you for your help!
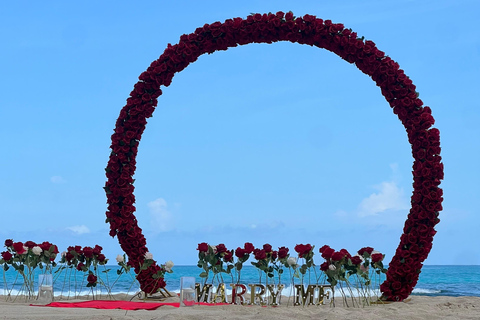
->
[1,239,175,302]
[105,11,443,301]
[319,245,387,307]
[56,245,110,299]
[0,239,58,301]
[195,241,388,307]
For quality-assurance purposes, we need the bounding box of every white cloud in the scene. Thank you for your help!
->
[50,176,66,184]
[358,181,409,217]
[148,198,174,232]
[66,225,90,235]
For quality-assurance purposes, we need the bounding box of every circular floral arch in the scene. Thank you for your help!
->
[104,12,443,301]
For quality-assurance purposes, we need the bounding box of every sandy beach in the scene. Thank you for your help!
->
[1,295,479,320]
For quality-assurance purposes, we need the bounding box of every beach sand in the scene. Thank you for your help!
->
[1,295,479,320]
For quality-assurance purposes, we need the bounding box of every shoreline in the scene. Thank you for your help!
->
[1,295,479,320]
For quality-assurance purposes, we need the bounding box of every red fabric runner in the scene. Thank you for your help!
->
[32,300,229,310]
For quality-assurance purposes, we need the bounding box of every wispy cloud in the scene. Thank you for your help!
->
[356,163,410,217]
[50,176,66,184]
[358,181,409,217]
[148,198,174,232]
[66,225,90,235]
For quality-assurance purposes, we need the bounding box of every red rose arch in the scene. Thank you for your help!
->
[104,12,443,301]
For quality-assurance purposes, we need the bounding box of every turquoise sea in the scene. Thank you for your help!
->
[1,265,479,297]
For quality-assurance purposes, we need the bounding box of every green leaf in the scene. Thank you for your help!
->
[199,272,208,278]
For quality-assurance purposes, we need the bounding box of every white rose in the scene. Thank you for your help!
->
[32,246,42,256]
[329,264,336,271]
[23,246,29,254]
[165,260,174,272]
[287,257,297,267]
[144,252,153,260]
[210,245,217,254]
[116,254,124,263]
[61,251,67,257]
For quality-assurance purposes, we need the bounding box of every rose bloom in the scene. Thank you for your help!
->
[197,242,209,252]
[254,249,266,260]
[116,255,124,263]
[216,244,227,254]
[32,246,42,256]
[144,252,153,260]
[235,247,246,258]
[77,262,85,271]
[263,243,272,253]
[287,256,297,267]
[1,251,13,261]
[223,251,233,262]
[4,239,13,247]
[331,251,345,261]
[97,254,106,263]
[165,260,174,272]
[358,247,374,256]
[271,250,278,260]
[320,261,329,271]
[210,245,217,254]
[93,245,103,255]
[24,241,37,249]
[83,246,94,258]
[351,254,363,265]
[13,242,26,254]
[328,264,336,271]
[371,253,384,263]
[87,274,97,284]
[244,242,254,254]
[278,247,289,259]
[321,246,335,260]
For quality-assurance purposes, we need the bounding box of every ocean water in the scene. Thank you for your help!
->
[1,265,479,297]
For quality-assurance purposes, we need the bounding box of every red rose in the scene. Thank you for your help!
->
[65,252,74,263]
[263,244,272,253]
[13,242,26,254]
[24,241,36,249]
[339,248,351,259]
[197,242,209,252]
[77,262,85,271]
[319,245,331,254]
[254,249,266,260]
[351,256,362,265]
[97,254,106,262]
[83,246,93,258]
[4,239,13,247]
[271,251,278,260]
[331,251,345,262]
[223,250,233,262]
[372,253,384,263]
[1,251,12,261]
[321,246,335,260]
[244,242,254,254]
[358,247,374,256]
[74,246,82,254]
[216,243,227,254]
[93,245,103,255]
[235,247,246,258]
[294,244,312,258]
[278,247,289,259]
[87,274,97,284]
[320,261,329,271]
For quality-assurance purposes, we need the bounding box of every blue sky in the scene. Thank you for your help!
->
[1,1,479,267]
